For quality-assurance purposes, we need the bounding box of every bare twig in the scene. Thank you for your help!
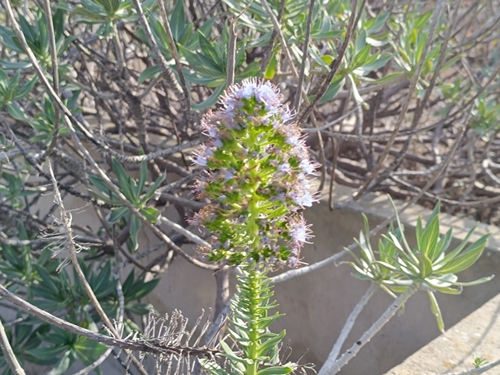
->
[2,0,200,166]
[47,162,149,375]
[272,113,468,285]
[353,0,445,200]
[0,283,220,357]
[130,0,184,98]
[37,0,59,163]
[0,318,26,375]
[371,0,458,185]
[318,283,377,375]
[159,216,211,248]
[260,0,299,80]
[157,0,192,118]
[299,0,364,124]
[325,283,419,375]
[293,0,316,111]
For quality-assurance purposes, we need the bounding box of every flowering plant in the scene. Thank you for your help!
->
[192,79,318,267]
[193,80,317,375]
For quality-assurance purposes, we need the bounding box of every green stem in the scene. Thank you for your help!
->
[246,264,261,375]
[248,199,260,249]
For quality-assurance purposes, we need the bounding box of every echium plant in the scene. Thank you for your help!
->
[191,78,318,267]
[192,79,317,374]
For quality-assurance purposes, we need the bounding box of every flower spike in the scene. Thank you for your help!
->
[191,79,319,267]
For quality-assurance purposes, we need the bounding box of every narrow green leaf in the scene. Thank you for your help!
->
[121,268,135,295]
[198,33,219,65]
[419,213,440,257]
[452,275,494,287]
[351,44,371,70]
[112,158,136,202]
[426,278,462,294]
[140,207,159,223]
[74,337,107,365]
[416,253,433,278]
[125,276,160,300]
[434,224,478,268]
[353,54,391,76]
[0,25,24,53]
[264,49,278,80]
[347,74,364,103]
[436,234,489,275]
[170,0,187,42]
[47,351,71,375]
[14,75,38,100]
[388,196,418,262]
[108,207,129,223]
[126,302,154,315]
[26,345,68,359]
[427,291,445,333]
[143,172,166,201]
[0,59,31,69]
[137,160,148,197]
[430,228,452,262]
[129,215,141,251]
[220,341,245,371]
[257,365,294,375]
[33,263,60,295]
[192,84,225,111]
[7,103,28,122]
[318,76,345,103]
[416,216,423,248]
[138,65,161,84]
[257,329,286,356]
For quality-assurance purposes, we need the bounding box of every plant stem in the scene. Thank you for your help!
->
[321,283,419,375]
[246,265,261,375]
[0,318,25,375]
[319,282,377,373]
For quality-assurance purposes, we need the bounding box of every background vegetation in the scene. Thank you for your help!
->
[0,0,499,374]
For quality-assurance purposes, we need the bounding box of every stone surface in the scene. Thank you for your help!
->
[386,292,500,374]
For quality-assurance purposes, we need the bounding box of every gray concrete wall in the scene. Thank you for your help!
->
[8,182,500,374]
[144,185,500,375]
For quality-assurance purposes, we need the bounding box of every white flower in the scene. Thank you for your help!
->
[300,159,315,174]
[238,82,257,99]
[288,216,313,245]
[192,145,213,166]
[278,162,291,173]
[289,189,314,207]
[207,125,218,137]
[194,154,207,166]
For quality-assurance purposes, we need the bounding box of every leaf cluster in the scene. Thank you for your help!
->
[345,198,493,332]
[0,223,159,374]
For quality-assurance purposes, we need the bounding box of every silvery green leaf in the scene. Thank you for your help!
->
[427,291,445,333]
[425,279,462,295]
[434,224,478,268]
[416,253,433,278]
[418,213,440,257]
[436,234,489,275]
[450,275,494,287]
